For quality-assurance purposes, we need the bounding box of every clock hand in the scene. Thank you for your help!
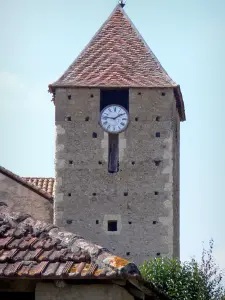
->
[115,113,126,119]
[103,116,115,120]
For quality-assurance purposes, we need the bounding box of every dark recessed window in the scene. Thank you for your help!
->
[126,252,130,256]
[85,117,89,121]
[132,161,135,165]
[90,94,94,98]
[135,117,139,122]
[68,95,71,100]
[92,193,96,196]
[108,220,118,232]
[129,221,132,224]
[138,92,141,95]
[156,132,160,138]
[153,221,157,225]
[100,89,129,111]
[157,252,161,256]
[66,116,71,121]
[124,192,128,196]
[161,92,166,96]
[67,220,72,225]
[98,161,102,165]
[92,132,97,138]
[96,220,99,224]
[156,116,160,122]
[69,160,73,165]
[68,193,71,197]
[155,191,159,196]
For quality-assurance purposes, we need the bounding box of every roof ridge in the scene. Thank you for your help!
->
[50,4,123,87]
[22,177,54,179]
[120,7,175,84]
[0,165,53,201]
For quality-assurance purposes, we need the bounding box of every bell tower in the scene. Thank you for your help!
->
[49,4,185,265]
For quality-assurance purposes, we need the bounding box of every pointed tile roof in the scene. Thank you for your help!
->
[49,4,185,120]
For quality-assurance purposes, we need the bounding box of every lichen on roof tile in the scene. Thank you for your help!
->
[0,206,141,280]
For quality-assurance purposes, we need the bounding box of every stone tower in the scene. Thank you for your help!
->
[49,4,185,265]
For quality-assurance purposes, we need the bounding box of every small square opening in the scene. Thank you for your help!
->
[156,132,160,138]
[108,220,117,232]
[154,160,161,166]
[96,220,99,224]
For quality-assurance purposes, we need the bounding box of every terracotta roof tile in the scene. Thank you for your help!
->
[22,177,55,197]
[50,5,175,89]
[0,206,171,299]
[49,5,185,121]
[0,207,140,280]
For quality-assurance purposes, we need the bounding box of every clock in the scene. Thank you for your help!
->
[100,105,129,134]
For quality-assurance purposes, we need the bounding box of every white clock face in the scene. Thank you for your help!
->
[100,105,129,134]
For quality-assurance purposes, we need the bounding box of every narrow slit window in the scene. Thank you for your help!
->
[108,134,119,173]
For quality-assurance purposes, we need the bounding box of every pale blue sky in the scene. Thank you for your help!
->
[0,0,225,269]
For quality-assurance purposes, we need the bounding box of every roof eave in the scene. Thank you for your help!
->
[49,83,177,90]
[174,85,186,122]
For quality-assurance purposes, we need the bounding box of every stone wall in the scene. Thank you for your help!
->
[54,87,180,265]
[0,173,53,223]
[172,109,180,258]
[36,283,134,300]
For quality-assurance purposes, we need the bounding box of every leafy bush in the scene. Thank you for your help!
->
[140,239,224,300]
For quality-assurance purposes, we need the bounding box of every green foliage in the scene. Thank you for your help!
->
[140,239,224,300]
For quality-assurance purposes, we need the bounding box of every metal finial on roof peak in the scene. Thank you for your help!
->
[119,0,126,8]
